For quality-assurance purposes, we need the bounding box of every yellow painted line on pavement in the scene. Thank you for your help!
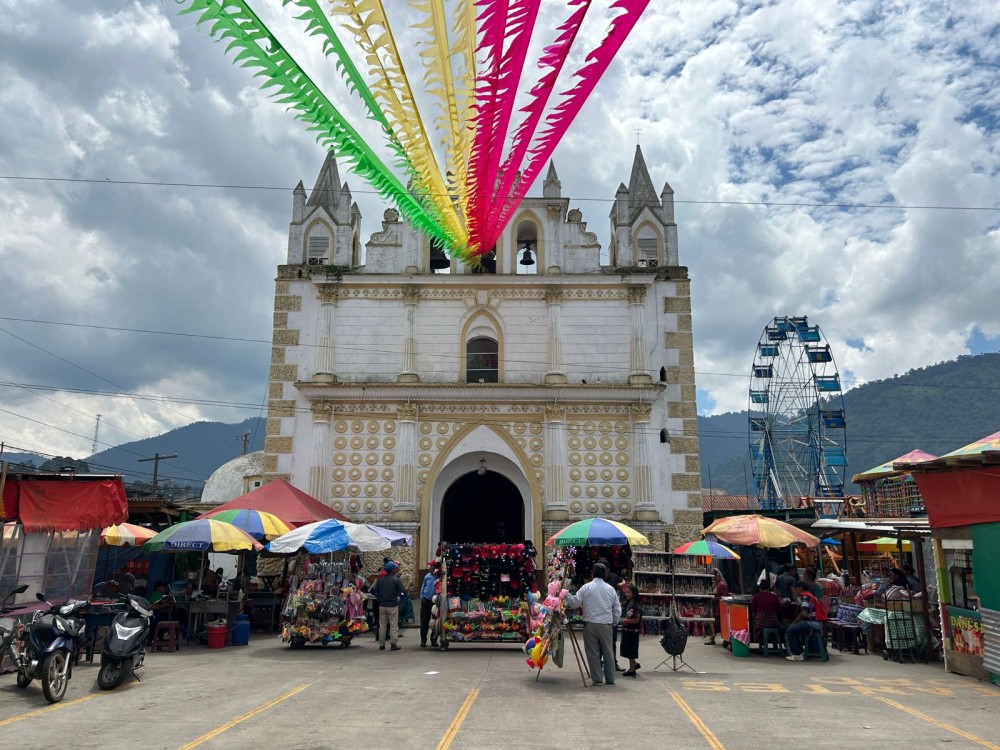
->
[435,687,479,750]
[0,693,101,727]
[875,696,1000,750]
[670,690,725,750]
[178,683,310,750]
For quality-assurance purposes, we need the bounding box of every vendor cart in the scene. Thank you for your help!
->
[280,559,368,649]
[433,542,535,650]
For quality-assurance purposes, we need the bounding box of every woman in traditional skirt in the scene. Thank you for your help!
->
[620,583,642,676]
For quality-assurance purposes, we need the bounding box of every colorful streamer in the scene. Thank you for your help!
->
[177,0,652,265]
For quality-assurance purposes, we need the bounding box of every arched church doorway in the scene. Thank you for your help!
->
[440,470,524,543]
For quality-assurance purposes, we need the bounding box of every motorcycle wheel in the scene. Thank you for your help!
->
[97,658,128,690]
[16,669,32,689]
[41,650,69,704]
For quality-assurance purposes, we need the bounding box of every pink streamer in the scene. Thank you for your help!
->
[478,0,540,230]
[486,0,651,247]
[483,0,591,235]
[465,0,511,253]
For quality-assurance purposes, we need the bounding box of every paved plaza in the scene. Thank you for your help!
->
[1,629,998,750]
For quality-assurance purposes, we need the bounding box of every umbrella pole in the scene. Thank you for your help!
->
[198,551,205,595]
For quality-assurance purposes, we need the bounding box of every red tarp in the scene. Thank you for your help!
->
[1,477,128,533]
[198,479,347,528]
[914,466,1000,528]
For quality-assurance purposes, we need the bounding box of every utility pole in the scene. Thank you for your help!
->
[241,430,251,456]
[91,414,101,455]
[138,452,178,493]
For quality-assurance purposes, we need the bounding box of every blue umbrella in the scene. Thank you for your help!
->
[820,537,841,546]
[265,519,352,554]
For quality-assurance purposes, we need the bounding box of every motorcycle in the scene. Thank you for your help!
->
[16,592,89,703]
[97,589,152,690]
[0,584,30,676]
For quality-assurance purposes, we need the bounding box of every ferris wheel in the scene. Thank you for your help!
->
[748,316,847,510]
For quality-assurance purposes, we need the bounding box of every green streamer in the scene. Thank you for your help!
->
[177,0,456,249]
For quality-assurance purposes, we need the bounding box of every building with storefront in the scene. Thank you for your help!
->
[261,146,703,563]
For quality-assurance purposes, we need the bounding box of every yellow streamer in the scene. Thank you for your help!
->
[410,0,469,228]
[330,0,467,250]
[450,0,477,227]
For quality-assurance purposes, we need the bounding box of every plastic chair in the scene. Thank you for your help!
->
[759,626,787,657]
[803,627,829,661]
[152,621,181,652]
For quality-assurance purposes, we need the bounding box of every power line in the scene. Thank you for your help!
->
[3,314,998,390]
[2,174,999,212]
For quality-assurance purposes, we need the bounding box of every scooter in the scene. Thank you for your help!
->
[97,588,152,690]
[0,584,30,675]
[16,592,89,703]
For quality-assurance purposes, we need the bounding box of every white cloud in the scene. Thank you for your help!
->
[0,0,997,465]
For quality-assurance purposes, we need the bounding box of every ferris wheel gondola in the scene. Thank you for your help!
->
[748,316,848,510]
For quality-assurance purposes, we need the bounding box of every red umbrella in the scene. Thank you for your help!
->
[198,479,347,528]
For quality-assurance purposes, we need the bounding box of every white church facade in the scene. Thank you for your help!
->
[262,146,703,563]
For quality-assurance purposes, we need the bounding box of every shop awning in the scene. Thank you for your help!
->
[811,518,932,538]
[851,449,938,483]
[913,467,1000,529]
[1,475,128,533]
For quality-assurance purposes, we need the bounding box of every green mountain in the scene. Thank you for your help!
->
[699,352,1000,495]
[85,417,265,495]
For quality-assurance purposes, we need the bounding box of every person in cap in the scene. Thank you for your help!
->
[563,563,621,686]
[371,560,406,651]
[419,562,441,648]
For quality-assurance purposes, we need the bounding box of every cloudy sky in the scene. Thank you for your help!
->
[1,0,998,469]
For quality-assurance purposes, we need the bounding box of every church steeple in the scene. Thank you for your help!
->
[626,145,660,223]
[306,150,342,212]
[542,161,562,198]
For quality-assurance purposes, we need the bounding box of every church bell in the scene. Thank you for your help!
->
[518,244,535,266]
[429,242,450,271]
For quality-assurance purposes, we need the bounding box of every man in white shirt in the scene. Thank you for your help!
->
[564,563,622,686]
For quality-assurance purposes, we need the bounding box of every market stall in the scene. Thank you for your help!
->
[144,518,263,646]
[432,542,534,650]
[266,518,386,649]
[899,431,1000,683]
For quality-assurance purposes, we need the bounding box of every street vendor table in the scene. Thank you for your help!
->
[187,598,228,644]
[247,592,281,632]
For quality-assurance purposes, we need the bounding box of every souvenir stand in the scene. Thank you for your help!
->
[267,519,387,650]
[280,555,368,649]
[533,518,651,688]
[431,542,535,650]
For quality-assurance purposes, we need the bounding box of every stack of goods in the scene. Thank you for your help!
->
[442,596,528,642]
[437,542,538,600]
[568,544,632,588]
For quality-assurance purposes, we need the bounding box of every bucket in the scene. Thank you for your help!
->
[731,639,750,657]
[207,624,227,650]
[232,615,250,646]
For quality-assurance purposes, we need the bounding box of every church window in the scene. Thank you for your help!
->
[307,234,330,265]
[636,226,659,268]
[466,338,499,383]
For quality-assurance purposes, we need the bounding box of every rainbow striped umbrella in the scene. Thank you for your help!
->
[145,519,263,553]
[672,540,740,559]
[206,509,291,541]
[546,518,649,547]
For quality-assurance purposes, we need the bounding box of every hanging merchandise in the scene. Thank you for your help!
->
[431,542,535,650]
[280,557,369,649]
